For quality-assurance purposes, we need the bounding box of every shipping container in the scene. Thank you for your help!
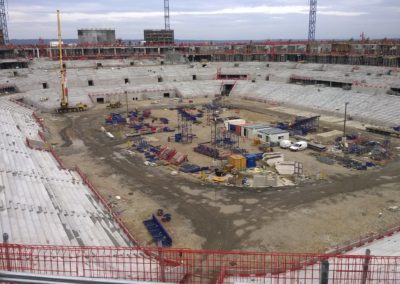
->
[225,119,246,130]
[228,154,246,171]
[245,154,257,168]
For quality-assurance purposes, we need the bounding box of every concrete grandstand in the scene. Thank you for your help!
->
[2,60,400,126]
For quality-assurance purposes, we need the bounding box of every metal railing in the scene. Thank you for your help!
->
[1,243,400,283]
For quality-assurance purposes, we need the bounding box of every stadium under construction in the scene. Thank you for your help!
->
[1,2,400,283]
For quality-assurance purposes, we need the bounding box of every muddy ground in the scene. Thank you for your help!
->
[41,100,400,253]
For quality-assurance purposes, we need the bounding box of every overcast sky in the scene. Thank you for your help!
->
[7,0,400,40]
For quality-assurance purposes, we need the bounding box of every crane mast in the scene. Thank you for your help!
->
[308,0,317,41]
[57,10,68,108]
[164,0,170,30]
[55,10,87,113]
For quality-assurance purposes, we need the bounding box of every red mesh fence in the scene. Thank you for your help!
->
[1,244,399,283]
[32,112,45,130]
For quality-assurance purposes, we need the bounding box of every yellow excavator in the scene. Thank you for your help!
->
[56,10,88,113]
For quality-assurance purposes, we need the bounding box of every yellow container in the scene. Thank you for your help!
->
[228,155,246,171]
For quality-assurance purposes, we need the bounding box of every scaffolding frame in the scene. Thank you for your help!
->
[0,0,8,44]
[215,126,239,149]
[177,108,194,144]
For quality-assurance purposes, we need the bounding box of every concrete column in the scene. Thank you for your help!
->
[361,249,371,284]
[320,260,329,284]
[157,242,166,282]
[3,233,11,271]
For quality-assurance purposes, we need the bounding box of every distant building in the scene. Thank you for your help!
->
[77,29,116,44]
[144,29,174,44]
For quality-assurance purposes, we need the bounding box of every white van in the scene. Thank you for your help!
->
[289,141,308,151]
[279,140,292,149]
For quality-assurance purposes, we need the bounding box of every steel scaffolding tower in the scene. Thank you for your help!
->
[164,0,170,30]
[308,0,317,41]
[0,0,9,44]
[177,109,193,144]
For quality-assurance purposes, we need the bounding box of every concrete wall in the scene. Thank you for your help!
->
[78,29,116,44]
[91,89,177,104]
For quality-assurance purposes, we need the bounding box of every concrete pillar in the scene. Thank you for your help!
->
[361,249,371,284]
[157,242,166,282]
[3,233,11,271]
[320,260,329,284]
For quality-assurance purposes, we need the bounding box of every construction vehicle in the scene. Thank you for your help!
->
[55,10,88,113]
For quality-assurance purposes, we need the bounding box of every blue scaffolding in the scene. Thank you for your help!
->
[176,108,196,144]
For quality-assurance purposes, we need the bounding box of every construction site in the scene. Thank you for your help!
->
[1,1,400,283]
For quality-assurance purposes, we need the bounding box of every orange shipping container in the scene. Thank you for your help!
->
[228,155,246,171]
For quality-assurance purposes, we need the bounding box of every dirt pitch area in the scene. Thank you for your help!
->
[40,98,400,253]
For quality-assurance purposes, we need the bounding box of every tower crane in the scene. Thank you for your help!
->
[56,10,87,113]
[164,0,170,30]
[308,0,317,41]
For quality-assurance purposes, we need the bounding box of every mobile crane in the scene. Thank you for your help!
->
[56,10,87,113]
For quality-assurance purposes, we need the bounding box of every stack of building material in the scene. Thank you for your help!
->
[169,152,188,165]
[157,146,177,161]
[194,144,219,159]
[179,163,202,173]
